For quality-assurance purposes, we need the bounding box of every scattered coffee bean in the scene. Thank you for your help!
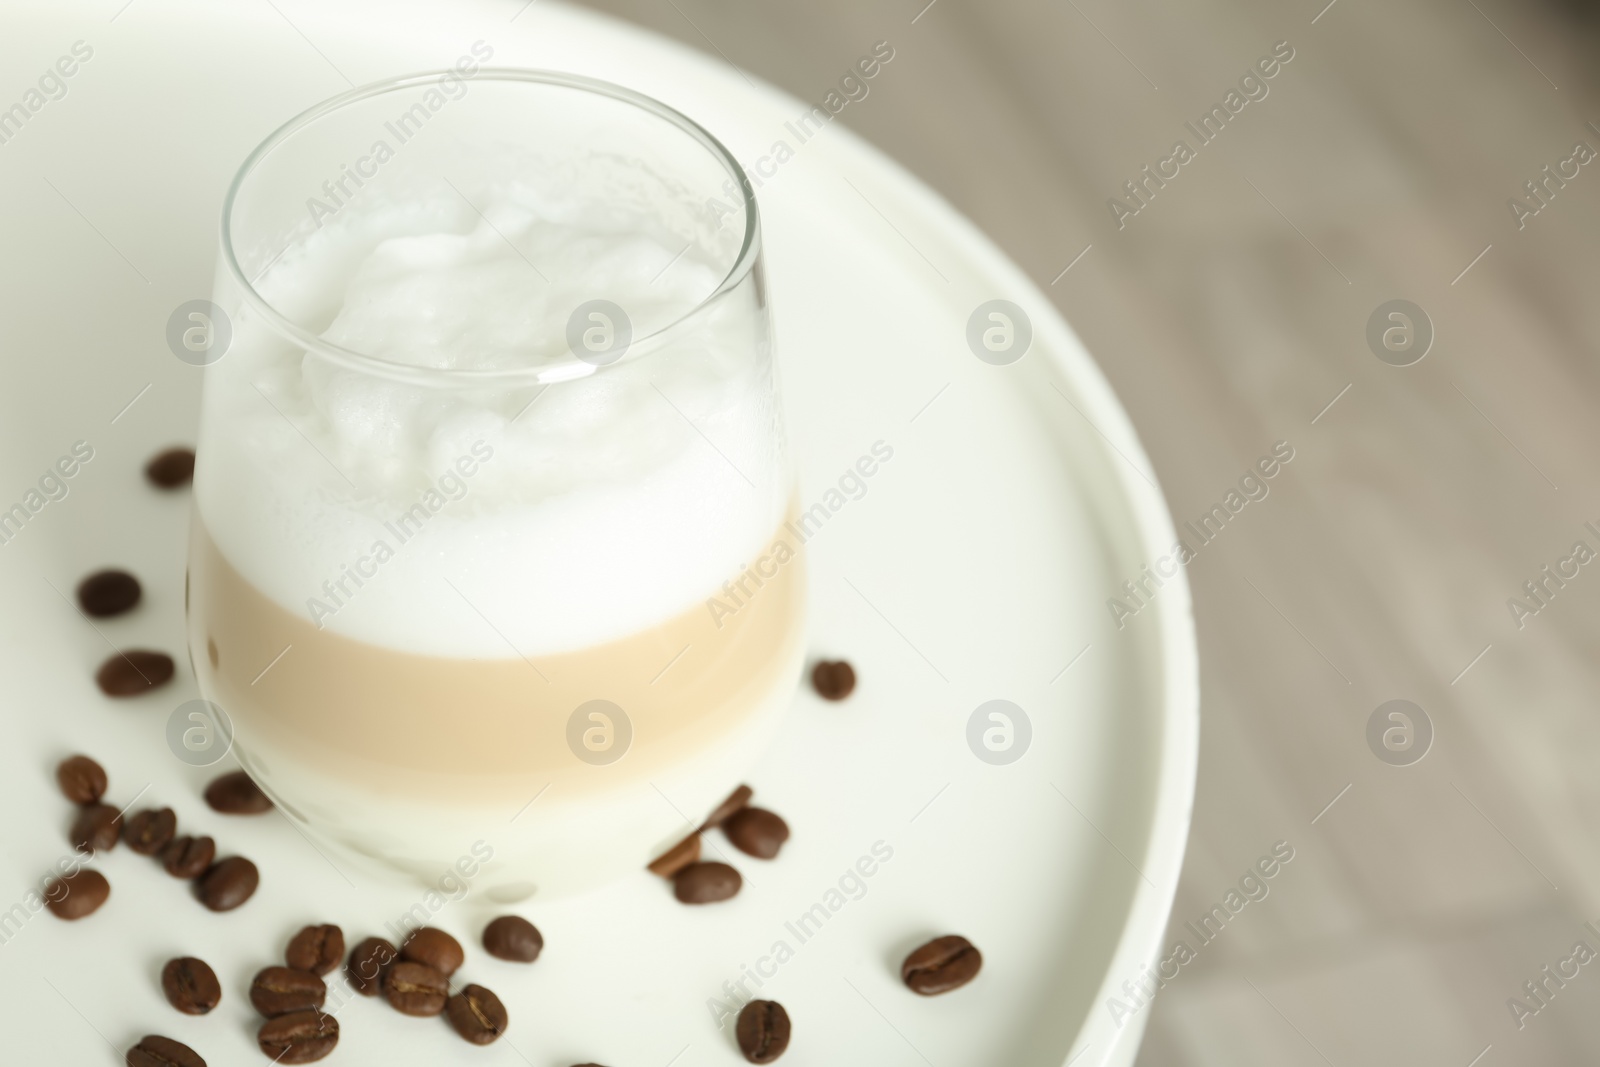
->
[257,1010,338,1064]
[286,924,345,976]
[202,769,271,814]
[901,934,982,995]
[347,936,397,996]
[482,915,542,963]
[77,569,142,617]
[250,965,327,1016]
[195,856,258,912]
[736,999,791,1063]
[70,802,122,854]
[145,447,196,489]
[673,861,742,904]
[446,984,508,1045]
[383,960,449,1016]
[95,650,175,697]
[45,868,110,919]
[126,1033,205,1067]
[56,754,107,804]
[161,957,221,1015]
[401,926,463,976]
[811,659,856,700]
[125,808,178,856]
[699,784,753,831]
[722,807,789,860]
[648,832,701,878]
[161,835,214,879]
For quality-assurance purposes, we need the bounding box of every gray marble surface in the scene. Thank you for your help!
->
[567,0,1600,1062]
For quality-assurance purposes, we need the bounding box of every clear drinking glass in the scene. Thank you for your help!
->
[187,69,804,899]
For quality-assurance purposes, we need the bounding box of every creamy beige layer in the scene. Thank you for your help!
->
[188,513,805,806]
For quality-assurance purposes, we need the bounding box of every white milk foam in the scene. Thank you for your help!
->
[199,198,786,658]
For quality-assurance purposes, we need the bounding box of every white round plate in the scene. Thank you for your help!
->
[0,2,1197,1064]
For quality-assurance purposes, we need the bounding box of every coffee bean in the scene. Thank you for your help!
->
[161,835,214,879]
[161,956,221,1015]
[45,868,109,919]
[286,924,345,976]
[383,960,449,1016]
[250,966,327,1016]
[401,926,463,976]
[647,832,701,878]
[736,999,791,1063]
[901,935,982,995]
[125,808,177,855]
[70,802,122,854]
[77,569,142,617]
[672,861,741,904]
[195,856,257,911]
[202,770,271,814]
[126,1034,205,1067]
[482,915,543,963]
[446,984,508,1045]
[811,660,856,700]
[699,783,753,831]
[257,1010,338,1064]
[95,650,175,697]
[722,807,789,860]
[145,447,196,489]
[56,754,107,804]
[347,936,397,996]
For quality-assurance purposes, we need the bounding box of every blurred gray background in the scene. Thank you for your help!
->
[565,0,1600,1062]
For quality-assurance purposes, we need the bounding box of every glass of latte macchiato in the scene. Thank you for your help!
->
[188,69,804,899]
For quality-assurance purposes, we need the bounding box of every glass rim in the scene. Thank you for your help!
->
[219,67,761,388]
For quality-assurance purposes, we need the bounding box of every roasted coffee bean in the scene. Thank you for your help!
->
[699,783,753,831]
[161,956,221,1015]
[203,770,272,814]
[347,936,397,995]
[56,754,107,804]
[736,999,791,1063]
[77,569,142,617]
[286,924,345,975]
[257,1010,338,1064]
[195,856,258,912]
[71,802,122,854]
[901,934,982,995]
[722,807,789,860]
[161,835,214,879]
[145,447,196,489]
[811,659,856,700]
[446,984,508,1045]
[482,915,543,963]
[125,808,177,855]
[673,861,742,904]
[250,966,327,1016]
[45,868,109,919]
[126,1033,205,1067]
[647,832,701,878]
[383,960,449,1016]
[95,650,175,697]
[401,926,463,976]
